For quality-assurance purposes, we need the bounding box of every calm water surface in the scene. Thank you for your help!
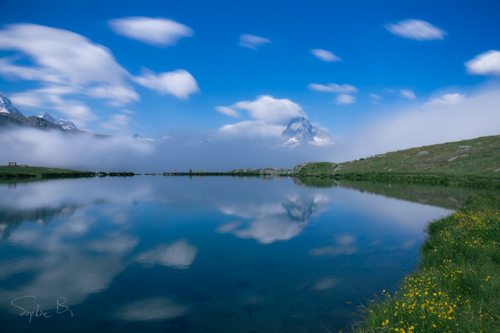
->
[0,176,474,332]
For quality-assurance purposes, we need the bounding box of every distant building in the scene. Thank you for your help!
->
[8,162,16,166]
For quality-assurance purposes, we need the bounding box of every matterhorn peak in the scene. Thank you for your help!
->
[280,116,333,148]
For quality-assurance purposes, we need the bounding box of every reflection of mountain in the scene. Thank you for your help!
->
[217,194,330,244]
[0,205,76,242]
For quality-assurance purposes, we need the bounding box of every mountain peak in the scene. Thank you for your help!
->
[0,92,23,116]
[281,116,333,147]
[41,112,78,131]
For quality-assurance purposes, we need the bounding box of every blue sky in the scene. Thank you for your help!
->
[0,0,499,169]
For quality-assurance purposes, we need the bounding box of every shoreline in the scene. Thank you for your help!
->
[354,192,500,333]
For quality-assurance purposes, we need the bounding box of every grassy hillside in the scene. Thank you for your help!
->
[299,135,500,179]
[0,165,95,179]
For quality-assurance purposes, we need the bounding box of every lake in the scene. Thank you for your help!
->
[0,176,477,332]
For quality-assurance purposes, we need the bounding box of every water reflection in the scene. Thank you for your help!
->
[0,205,76,242]
[115,297,190,321]
[295,177,481,209]
[217,194,330,244]
[0,176,477,332]
[134,239,198,269]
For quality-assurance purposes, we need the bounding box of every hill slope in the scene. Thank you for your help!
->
[297,135,500,179]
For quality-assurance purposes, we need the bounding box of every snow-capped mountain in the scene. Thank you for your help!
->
[40,112,78,130]
[132,134,155,141]
[0,92,23,115]
[281,115,333,147]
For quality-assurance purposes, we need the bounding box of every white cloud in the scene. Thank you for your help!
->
[310,49,341,62]
[0,24,139,125]
[308,83,358,94]
[233,95,304,125]
[85,85,139,106]
[108,17,194,47]
[465,50,500,75]
[385,19,446,41]
[335,94,356,105]
[9,92,44,108]
[217,120,285,138]
[238,34,271,50]
[0,24,129,88]
[215,106,240,118]
[0,24,198,128]
[10,91,97,125]
[423,93,466,107]
[133,68,199,100]
[215,96,312,138]
[369,94,382,100]
[101,113,134,131]
[399,89,416,100]
[311,122,330,132]
[340,87,500,162]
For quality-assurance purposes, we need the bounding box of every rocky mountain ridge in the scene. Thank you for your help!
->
[40,112,78,131]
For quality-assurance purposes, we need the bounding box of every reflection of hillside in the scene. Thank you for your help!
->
[294,177,338,188]
[338,180,480,210]
[218,194,330,244]
[293,177,479,210]
[0,205,76,242]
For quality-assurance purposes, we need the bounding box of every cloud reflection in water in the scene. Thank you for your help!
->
[115,297,190,321]
[134,239,198,269]
[217,194,331,244]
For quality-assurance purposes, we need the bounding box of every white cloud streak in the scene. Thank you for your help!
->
[465,50,500,75]
[310,49,341,62]
[217,120,285,138]
[0,24,198,127]
[399,89,416,100]
[133,68,199,100]
[308,83,358,94]
[385,19,446,41]
[335,94,356,105]
[238,34,271,50]
[0,24,128,87]
[101,113,134,131]
[423,93,466,108]
[215,106,240,118]
[369,94,382,100]
[108,17,194,47]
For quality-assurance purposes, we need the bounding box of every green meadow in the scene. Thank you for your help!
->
[355,193,500,333]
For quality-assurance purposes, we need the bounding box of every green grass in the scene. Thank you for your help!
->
[355,193,500,333]
[0,165,95,179]
[297,162,337,175]
[301,135,500,180]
